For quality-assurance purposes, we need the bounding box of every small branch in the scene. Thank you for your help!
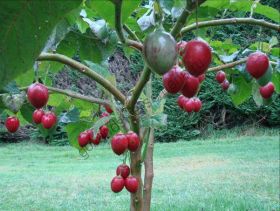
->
[171,0,207,37]
[127,66,151,112]
[46,87,110,105]
[114,0,143,51]
[123,24,141,42]
[17,86,110,105]
[181,18,280,34]
[37,53,126,105]
[126,39,143,51]
[208,58,247,72]
[114,0,126,43]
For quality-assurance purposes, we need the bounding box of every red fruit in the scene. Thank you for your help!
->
[111,176,125,193]
[183,40,212,76]
[92,133,102,145]
[198,74,205,83]
[221,80,230,90]
[177,95,188,109]
[78,132,89,147]
[5,116,20,133]
[27,83,49,108]
[111,133,128,155]
[101,112,109,118]
[216,71,226,83]
[32,109,45,124]
[181,72,200,98]
[41,112,56,129]
[176,41,187,56]
[183,98,194,113]
[246,52,269,79]
[126,131,140,152]
[259,82,275,99]
[99,125,109,139]
[162,65,185,94]
[192,97,202,112]
[104,105,113,114]
[116,164,130,179]
[125,176,139,193]
[86,130,94,141]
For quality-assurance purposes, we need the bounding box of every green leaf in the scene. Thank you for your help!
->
[56,31,78,57]
[20,103,35,124]
[79,36,102,63]
[92,116,111,136]
[0,0,82,88]
[230,75,252,106]
[269,36,278,48]
[152,99,166,115]
[86,0,141,27]
[141,113,167,128]
[1,91,26,113]
[271,71,280,94]
[252,82,263,107]
[59,107,80,123]
[66,121,92,149]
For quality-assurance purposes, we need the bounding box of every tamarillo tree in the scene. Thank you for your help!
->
[0,0,280,210]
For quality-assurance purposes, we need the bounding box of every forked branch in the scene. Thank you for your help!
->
[114,0,143,51]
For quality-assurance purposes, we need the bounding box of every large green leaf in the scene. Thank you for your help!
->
[0,0,82,88]
[230,75,252,106]
[272,71,280,94]
[86,0,141,27]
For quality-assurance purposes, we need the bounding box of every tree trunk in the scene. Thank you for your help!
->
[143,128,154,211]
[129,113,143,211]
[130,148,143,211]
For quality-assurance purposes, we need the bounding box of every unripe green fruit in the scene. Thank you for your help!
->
[257,64,272,86]
[143,29,177,75]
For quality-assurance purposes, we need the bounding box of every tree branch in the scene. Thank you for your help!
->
[171,0,207,37]
[127,66,151,112]
[181,18,280,34]
[123,24,141,42]
[46,86,110,105]
[208,58,247,72]
[114,0,143,51]
[37,53,126,105]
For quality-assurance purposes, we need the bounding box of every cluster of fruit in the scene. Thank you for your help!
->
[78,125,109,147]
[77,105,113,148]
[110,131,140,193]
[111,131,140,155]
[215,52,275,100]
[215,71,230,90]
[5,83,57,133]
[246,52,275,99]
[161,40,212,113]
[111,164,139,193]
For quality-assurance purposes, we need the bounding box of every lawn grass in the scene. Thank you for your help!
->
[0,135,279,211]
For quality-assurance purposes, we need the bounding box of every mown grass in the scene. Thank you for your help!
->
[0,135,279,211]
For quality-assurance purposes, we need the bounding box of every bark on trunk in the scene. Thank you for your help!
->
[130,148,143,211]
[129,113,143,211]
[143,128,154,211]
